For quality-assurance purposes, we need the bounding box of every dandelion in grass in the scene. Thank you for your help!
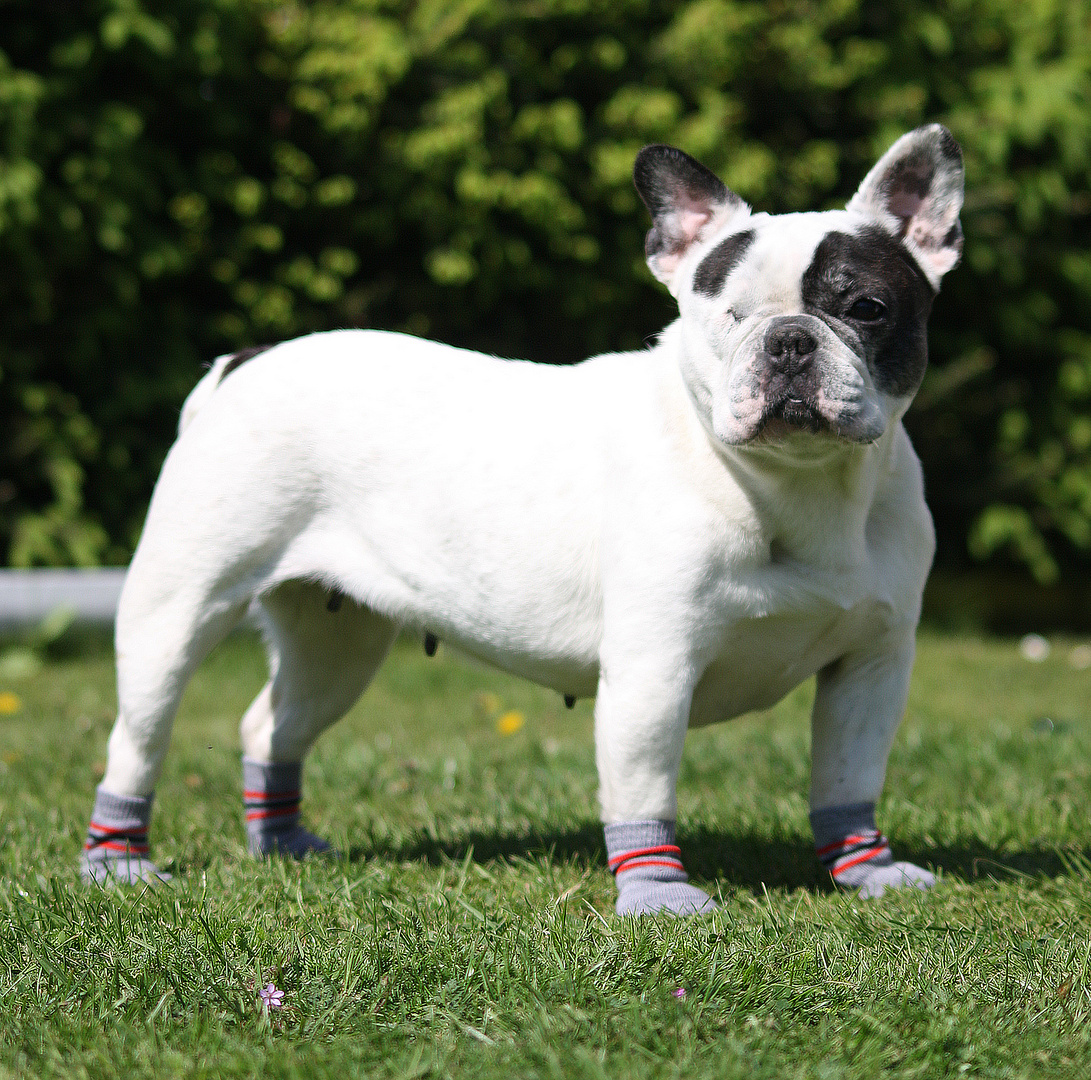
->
[496,710,524,736]
[258,983,285,1013]
[0,691,22,715]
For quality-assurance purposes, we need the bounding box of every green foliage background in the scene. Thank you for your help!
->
[1,0,1090,581]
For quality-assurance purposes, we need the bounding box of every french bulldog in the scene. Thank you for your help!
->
[83,125,963,915]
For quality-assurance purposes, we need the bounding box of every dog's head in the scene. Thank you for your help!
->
[634,125,964,448]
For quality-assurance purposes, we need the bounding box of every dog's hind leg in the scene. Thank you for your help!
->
[239,580,398,859]
[84,569,250,884]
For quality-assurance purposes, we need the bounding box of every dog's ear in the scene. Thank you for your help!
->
[847,124,965,288]
[633,145,748,290]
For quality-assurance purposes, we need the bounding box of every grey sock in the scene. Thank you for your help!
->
[243,757,335,858]
[82,786,170,884]
[604,819,716,916]
[810,801,934,898]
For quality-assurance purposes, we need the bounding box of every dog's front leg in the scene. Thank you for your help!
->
[809,627,935,898]
[594,654,716,916]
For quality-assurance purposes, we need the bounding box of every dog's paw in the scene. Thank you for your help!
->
[81,856,172,886]
[856,861,935,899]
[616,880,718,917]
[250,826,338,860]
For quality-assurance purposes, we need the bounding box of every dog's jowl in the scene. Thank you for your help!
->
[83,126,963,915]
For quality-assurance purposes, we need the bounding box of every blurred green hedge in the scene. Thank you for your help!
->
[1,0,1090,581]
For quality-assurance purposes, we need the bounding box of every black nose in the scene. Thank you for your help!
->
[764,321,817,368]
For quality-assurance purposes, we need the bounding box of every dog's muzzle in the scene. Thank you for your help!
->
[757,319,827,434]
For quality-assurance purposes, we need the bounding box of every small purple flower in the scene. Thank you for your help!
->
[672,987,687,999]
[258,983,285,1012]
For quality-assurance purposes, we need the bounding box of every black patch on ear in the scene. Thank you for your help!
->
[219,344,274,384]
[885,153,935,201]
[801,226,935,398]
[633,145,735,257]
[693,230,756,297]
[633,145,728,221]
[943,220,963,249]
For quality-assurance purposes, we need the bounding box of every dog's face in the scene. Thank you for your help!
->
[634,126,964,448]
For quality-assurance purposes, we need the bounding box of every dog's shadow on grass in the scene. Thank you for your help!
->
[900,840,1091,887]
[349,826,1091,895]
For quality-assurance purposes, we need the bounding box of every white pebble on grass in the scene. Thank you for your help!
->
[1069,644,1091,670]
[1019,634,1050,662]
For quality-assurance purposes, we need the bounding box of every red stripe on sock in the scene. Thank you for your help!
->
[246,806,300,821]
[816,833,878,858]
[608,844,682,869]
[88,821,147,837]
[243,789,300,801]
[831,844,891,877]
[85,839,150,854]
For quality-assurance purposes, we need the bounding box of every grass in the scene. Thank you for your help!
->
[3,628,1091,1077]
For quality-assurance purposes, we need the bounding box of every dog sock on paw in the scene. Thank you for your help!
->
[82,787,170,884]
[810,802,935,898]
[605,820,717,916]
[243,757,335,859]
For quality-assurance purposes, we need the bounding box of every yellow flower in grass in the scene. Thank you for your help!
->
[475,692,525,735]
[496,710,525,736]
[0,692,22,715]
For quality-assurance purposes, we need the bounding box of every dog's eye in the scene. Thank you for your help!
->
[847,297,887,322]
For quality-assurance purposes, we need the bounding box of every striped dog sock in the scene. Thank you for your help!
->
[243,757,335,859]
[82,787,170,883]
[605,820,716,916]
[811,802,935,898]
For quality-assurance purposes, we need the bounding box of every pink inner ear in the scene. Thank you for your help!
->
[888,190,926,220]
[675,205,713,247]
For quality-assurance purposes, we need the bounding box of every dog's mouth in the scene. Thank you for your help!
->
[755,396,828,439]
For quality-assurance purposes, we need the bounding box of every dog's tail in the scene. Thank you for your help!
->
[178,345,272,436]
[178,358,230,436]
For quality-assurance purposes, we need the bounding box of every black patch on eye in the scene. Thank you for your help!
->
[847,297,886,322]
[693,230,756,297]
[801,225,935,398]
[219,344,274,384]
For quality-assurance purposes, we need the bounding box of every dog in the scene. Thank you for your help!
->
[82,125,963,915]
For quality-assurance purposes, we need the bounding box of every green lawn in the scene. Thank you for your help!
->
[2,629,1091,1078]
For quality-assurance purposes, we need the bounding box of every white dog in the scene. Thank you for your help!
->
[83,125,963,915]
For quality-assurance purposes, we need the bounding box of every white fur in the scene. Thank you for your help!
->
[101,128,958,838]
[103,320,933,822]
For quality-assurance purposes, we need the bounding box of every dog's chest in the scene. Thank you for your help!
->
[688,577,889,727]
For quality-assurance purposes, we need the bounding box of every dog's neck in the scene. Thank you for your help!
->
[654,321,906,568]
[723,434,898,570]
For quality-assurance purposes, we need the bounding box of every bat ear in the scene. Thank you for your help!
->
[633,145,749,290]
[847,124,965,287]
